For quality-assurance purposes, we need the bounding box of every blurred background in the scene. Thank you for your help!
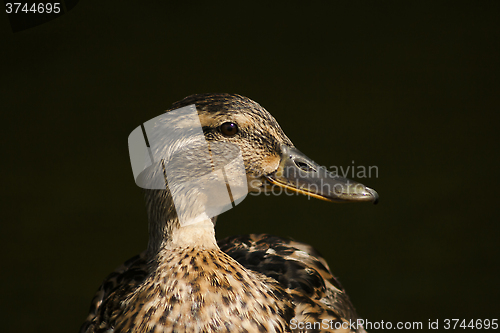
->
[1,1,498,332]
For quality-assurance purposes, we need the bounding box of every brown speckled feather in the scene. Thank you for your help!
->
[80,234,365,333]
[81,245,294,333]
[220,234,366,333]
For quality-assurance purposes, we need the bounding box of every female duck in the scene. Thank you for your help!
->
[80,93,377,333]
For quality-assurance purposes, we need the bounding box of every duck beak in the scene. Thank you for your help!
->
[264,145,379,204]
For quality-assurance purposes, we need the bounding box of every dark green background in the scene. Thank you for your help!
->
[1,1,499,332]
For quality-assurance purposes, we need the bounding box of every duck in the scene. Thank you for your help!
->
[80,93,378,333]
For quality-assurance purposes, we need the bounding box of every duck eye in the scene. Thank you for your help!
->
[220,122,239,137]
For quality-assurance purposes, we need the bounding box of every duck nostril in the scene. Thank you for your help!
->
[294,160,315,172]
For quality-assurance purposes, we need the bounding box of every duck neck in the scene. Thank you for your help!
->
[167,219,218,249]
[144,189,219,259]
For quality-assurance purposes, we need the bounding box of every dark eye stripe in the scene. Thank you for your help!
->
[202,126,215,133]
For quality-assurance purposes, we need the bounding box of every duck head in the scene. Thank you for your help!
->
[170,93,378,202]
[140,93,378,254]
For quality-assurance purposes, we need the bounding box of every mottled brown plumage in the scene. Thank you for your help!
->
[80,94,375,333]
